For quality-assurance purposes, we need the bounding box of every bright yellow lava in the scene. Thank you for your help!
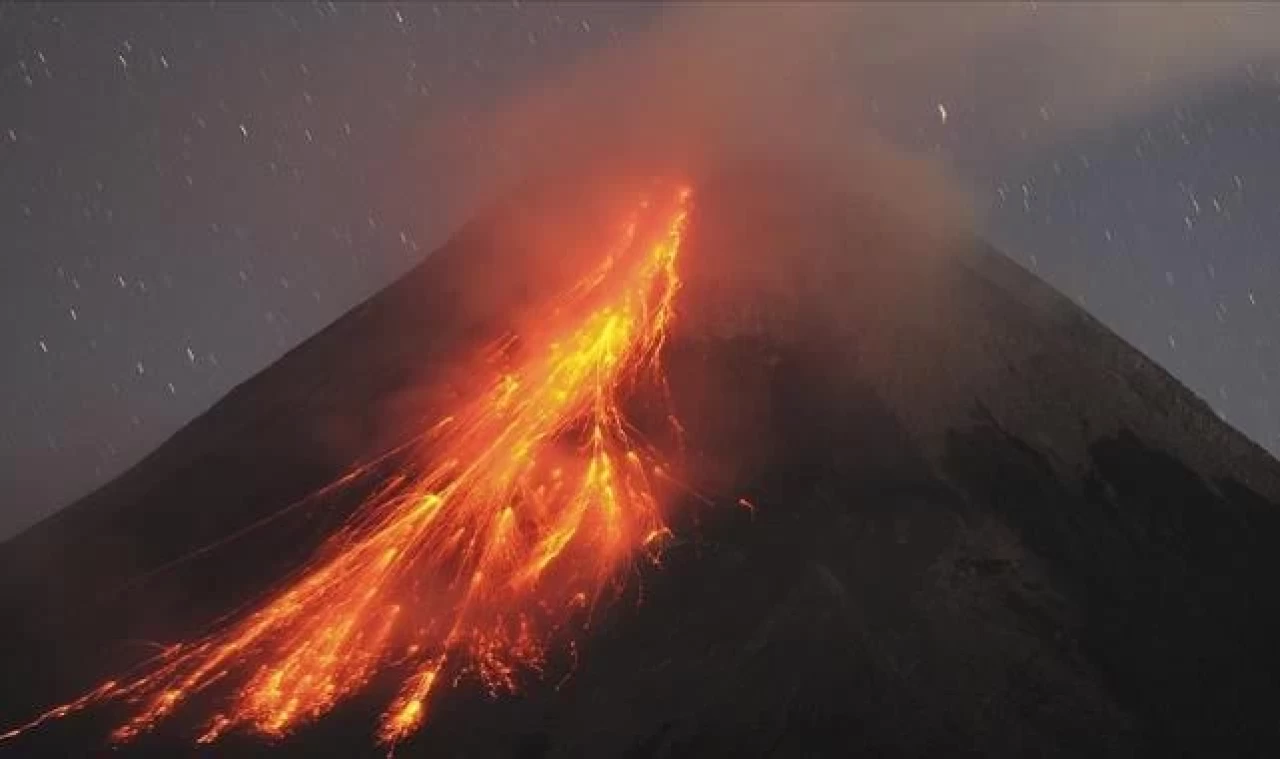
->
[3,182,694,749]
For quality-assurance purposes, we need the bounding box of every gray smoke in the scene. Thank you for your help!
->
[412,1,1279,253]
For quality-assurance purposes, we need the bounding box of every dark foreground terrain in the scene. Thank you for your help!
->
[2,163,1279,757]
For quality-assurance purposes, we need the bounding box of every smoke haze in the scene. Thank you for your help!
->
[415,2,1280,236]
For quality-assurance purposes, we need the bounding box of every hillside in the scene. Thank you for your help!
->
[2,163,1278,758]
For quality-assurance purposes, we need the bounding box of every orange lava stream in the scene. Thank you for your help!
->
[3,182,693,749]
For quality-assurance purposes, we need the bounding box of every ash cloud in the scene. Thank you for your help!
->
[415,2,1280,234]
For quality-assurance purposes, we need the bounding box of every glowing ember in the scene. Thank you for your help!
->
[4,182,694,749]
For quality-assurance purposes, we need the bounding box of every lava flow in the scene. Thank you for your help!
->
[3,182,695,749]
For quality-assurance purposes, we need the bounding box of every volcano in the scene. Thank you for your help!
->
[2,163,1279,758]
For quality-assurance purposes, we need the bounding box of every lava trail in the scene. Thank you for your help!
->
[3,182,694,748]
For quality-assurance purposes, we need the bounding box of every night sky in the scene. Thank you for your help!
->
[2,2,1278,539]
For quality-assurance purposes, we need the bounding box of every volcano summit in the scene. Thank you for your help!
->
[2,164,1279,758]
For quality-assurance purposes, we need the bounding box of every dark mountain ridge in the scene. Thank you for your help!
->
[2,162,1279,757]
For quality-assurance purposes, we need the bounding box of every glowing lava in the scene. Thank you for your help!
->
[3,182,694,749]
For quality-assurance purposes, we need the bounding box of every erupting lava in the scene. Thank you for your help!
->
[4,182,695,749]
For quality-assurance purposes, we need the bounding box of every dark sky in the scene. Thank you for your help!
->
[2,1,1278,539]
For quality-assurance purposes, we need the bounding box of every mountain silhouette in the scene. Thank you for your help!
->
[2,162,1279,758]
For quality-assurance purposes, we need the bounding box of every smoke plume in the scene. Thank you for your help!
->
[411,2,1280,231]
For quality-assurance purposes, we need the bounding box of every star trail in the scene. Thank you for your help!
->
[2,2,1278,538]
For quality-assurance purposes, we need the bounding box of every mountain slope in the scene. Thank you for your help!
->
[2,163,1278,758]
